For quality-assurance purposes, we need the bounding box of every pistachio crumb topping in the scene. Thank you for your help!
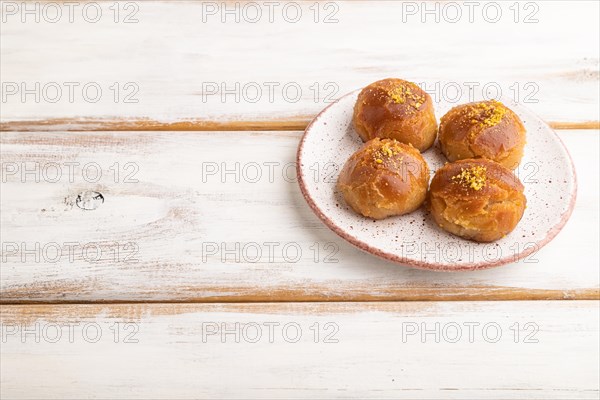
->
[371,141,403,167]
[387,83,425,111]
[467,100,507,128]
[451,166,487,190]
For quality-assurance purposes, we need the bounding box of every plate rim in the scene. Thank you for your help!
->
[296,89,578,271]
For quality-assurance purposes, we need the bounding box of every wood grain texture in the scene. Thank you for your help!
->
[2,117,599,132]
[1,130,598,303]
[1,1,599,130]
[1,301,599,399]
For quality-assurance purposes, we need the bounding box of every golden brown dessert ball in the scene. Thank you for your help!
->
[428,159,526,242]
[438,100,526,169]
[353,78,437,152]
[337,138,430,219]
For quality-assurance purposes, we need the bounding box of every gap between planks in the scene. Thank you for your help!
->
[1,287,598,305]
[1,118,599,132]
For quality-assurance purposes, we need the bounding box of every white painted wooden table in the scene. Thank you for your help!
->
[1,1,599,398]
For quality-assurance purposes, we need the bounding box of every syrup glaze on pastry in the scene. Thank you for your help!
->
[438,100,526,169]
[353,78,437,152]
[337,138,429,219]
[428,158,526,242]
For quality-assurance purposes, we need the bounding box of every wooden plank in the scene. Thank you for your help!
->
[1,301,599,399]
[1,130,597,302]
[1,1,599,130]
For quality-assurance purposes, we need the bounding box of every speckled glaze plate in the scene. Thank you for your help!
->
[297,90,577,271]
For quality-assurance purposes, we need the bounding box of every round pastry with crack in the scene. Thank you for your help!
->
[338,138,429,219]
[353,78,437,152]
[438,100,526,169]
[428,158,526,242]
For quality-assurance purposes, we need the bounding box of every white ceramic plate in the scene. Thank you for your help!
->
[297,90,577,271]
